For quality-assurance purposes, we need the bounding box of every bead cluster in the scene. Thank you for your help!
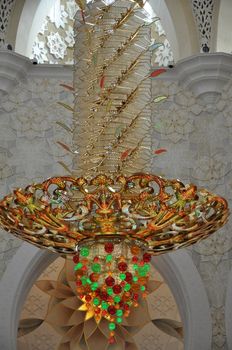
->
[73,239,151,344]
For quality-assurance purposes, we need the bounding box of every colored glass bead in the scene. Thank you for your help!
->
[116,309,123,316]
[74,262,83,270]
[107,287,113,295]
[101,301,109,310]
[118,261,127,271]
[106,254,113,262]
[100,291,108,301]
[141,285,146,291]
[92,263,101,273]
[80,247,89,257]
[81,276,88,285]
[85,295,92,302]
[93,298,100,306]
[109,323,116,331]
[117,317,122,323]
[76,279,82,286]
[130,246,141,255]
[91,282,98,291]
[105,242,114,253]
[113,284,122,294]
[120,273,126,280]
[133,293,139,301]
[90,273,99,282]
[132,256,138,263]
[108,305,116,315]
[124,283,131,291]
[125,272,133,283]
[105,276,115,286]
[95,308,101,314]
[133,276,138,282]
[73,255,79,263]
[124,303,130,310]
[114,295,121,303]
[131,284,140,292]
[143,253,152,262]
[144,263,150,271]
[133,264,138,270]
[109,336,115,344]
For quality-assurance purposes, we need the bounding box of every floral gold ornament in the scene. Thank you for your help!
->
[0,0,229,346]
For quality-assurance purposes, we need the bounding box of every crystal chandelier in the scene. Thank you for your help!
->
[0,0,229,345]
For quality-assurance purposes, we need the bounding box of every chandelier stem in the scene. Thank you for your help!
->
[73,0,152,178]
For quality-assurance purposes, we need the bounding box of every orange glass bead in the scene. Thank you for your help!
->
[131,284,140,292]
[130,246,141,255]
[138,277,147,284]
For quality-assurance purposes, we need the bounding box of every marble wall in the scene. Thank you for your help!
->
[0,52,231,349]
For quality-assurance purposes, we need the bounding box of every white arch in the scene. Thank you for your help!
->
[216,0,232,53]
[0,244,211,350]
[15,0,56,57]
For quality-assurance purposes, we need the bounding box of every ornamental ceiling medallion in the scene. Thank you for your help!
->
[0,0,229,346]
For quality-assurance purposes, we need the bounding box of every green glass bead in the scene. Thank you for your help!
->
[93,298,100,306]
[117,317,122,323]
[92,263,101,273]
[91,282,98,291]
[144,263,150,272]
[106,254,113,262]
[124,283,131,291]
[74,262,83,270]
[120,273,126,280]
[133,276,138,282]
[138,271,147,277]
[116,309,123,317]
[133,264,138,270]
[114,296,121,303]
[81,276,88,285]
[87,278,92,284]
[101,302,109,310]
[140,285,146,291]
[109,322,116,331]
[107,288,113,295]
[80,247,89,257]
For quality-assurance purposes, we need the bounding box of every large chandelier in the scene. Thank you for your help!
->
[0,0,229,345]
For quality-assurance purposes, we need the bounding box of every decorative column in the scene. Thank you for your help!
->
[73,0,152,178]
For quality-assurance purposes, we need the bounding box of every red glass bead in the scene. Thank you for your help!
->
[118,262,127,271]
[76,279,82,286]
[85,295,92,302]
[101,291,109,301]
[95,288,101,296]
[119,301,124,308]
[113,284,122,294]
[73,255,79,263]
[125,272,133,283]
[132,256,139,263]
[90,273,99,282]
[102,310,107,316]
[109,336,115,344]
[105,276,115,286]
[120,281,126,287]
[95,308,101,314]
[94,256,99,262]
[124,303,130,310]
[105,242,114,253]
[108,305,116,315]
[133,293,139,301]
[143,253,152,263]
